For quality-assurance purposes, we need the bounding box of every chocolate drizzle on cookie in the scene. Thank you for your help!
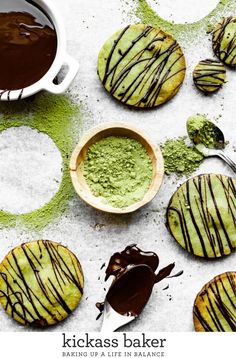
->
[193,272,236,332]
[212,16,236,67]
[193,59,226,94]
[167,174,236,259]
[98,245,176,317]
[0,240,84,327]
[98,24,186,108]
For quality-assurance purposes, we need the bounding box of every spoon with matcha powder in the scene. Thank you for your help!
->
[187,115,236,173]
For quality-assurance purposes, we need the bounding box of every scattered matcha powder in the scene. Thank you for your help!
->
[124,0,234,41]
[0,93,83,230]
[83,136,153,208]
[161,138,204,176]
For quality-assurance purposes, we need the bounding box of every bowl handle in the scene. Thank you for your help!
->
[44,54,79,94]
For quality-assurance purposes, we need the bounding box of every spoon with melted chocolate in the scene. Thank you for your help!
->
[99,245,175,332]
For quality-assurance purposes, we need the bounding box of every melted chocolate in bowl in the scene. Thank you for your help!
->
[0,0,57,90]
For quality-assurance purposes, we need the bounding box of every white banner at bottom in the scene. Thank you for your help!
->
[0,332,234,358]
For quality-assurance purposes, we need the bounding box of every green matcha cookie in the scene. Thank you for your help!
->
[167,174,236,259]
[213,16,236,67]
[0,240,84,327]
[193,272,236,332]
[193,59,226,94]
[98,24,186,108]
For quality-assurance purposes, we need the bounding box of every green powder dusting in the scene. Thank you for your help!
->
[83,136,153,208]
[161,138,204,176]
[0,93,83,230]
[187,114,218,148]
[125,0,234,41]
[134,0,188,36]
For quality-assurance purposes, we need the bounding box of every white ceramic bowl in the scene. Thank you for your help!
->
[0,0,79,101]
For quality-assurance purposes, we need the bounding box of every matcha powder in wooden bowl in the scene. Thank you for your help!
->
[83,136,153,208]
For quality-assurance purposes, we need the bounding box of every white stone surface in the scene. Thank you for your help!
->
[0,0,235,332]
[0,127,63,214]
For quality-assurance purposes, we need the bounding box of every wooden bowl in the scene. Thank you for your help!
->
[69,122,164,214]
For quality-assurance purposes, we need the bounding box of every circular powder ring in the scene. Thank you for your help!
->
[132,0,233,38]
[0,93,81,231]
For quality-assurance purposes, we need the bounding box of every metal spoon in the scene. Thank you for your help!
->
[101,301,135,332]
[190,120,236,173]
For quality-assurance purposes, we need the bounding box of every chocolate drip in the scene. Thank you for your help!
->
[155,263,175,283]
[99,24,185,108]
[98,245,177,318]
[167,174,236,258]
[0,240,83,326]
[96,302,105,320]
[193,272,236,332]
[0,0,57,91]
[167,270,184,278]
[105,244,159,281]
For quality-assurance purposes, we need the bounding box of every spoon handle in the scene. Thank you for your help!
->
[101,303,135,332]
[217,152,236,173]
